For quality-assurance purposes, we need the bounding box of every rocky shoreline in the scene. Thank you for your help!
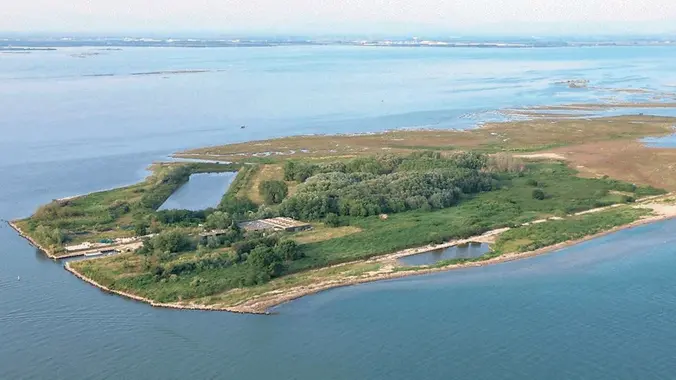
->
[6,221,62,259]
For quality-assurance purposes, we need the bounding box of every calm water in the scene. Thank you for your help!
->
[158,172,236,211]
[3,45,676,379]
[399,242,491,266]
[643,133,676,148]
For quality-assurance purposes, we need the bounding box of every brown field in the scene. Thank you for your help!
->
[176,115,675,163]
[176,115,676,191]
[551,140,676,190]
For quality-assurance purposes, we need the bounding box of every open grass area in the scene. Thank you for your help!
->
[292,225,363,244]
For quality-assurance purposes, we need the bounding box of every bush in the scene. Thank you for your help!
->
[147,230,194,254]
[133,220,150,236]
[324,213,341,227]
[259,180,289,204]
[532,188,546,200]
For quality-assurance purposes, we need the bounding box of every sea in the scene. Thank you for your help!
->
[2,44,676,379]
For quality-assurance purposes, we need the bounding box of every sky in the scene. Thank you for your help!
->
[3,0,676,36]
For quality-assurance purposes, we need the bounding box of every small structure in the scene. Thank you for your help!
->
[239,217,311,232]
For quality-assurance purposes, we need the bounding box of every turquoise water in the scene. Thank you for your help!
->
[398,242,491,266]
[3,45,676,379]
[158,172,236,211]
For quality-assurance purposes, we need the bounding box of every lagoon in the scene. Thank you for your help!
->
[158,172,236,211]
[398,242,491,266]
[3,44,676,379]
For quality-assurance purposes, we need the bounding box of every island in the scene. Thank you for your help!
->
[9,111,676,314]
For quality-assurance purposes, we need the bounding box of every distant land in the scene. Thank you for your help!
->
[1,35,676,49]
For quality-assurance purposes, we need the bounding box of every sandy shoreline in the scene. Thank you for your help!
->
[58,204,676,315]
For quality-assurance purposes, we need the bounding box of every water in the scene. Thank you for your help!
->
[398,242,490,266]
[158,172,237,211]
[3,45,676,379]
[643,133,676,148]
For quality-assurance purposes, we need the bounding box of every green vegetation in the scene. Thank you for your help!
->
[30,114,674,310]
[15,162,239,252]
[491,207,650,254]
[280,152,492,220]
[259,180,288,204]
[63,152,664,304]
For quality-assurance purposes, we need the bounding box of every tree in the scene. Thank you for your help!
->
[205,211,232,230]
[275,240,303,261]
[532,188,546,200]
[247,246,285,277]
[259,180,289,204]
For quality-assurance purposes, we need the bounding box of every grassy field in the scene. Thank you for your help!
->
[490,207,650,255]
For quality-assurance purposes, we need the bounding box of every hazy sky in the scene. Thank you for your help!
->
[3,0,676,35]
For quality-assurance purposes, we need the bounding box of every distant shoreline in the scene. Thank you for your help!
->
[3,39,676,50]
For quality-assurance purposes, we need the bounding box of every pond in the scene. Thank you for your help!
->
[642,133,676,148]
[158,172,237,211]
[398,242,491,266]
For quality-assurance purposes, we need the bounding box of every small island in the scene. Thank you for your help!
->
[10,112,676,314]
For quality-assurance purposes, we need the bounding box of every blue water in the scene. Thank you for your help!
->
[158,172,236,211]
[3,45,676,379]
[643,133,676,148]
[399,242,491,266]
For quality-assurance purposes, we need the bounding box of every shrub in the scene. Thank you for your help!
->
[532,188,546,200]
[324,213,341,227]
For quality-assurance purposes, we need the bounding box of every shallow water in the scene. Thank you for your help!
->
[643,133,676,148]
[398,242,491,266]
[3,45,676,379]
[158,172,236,211]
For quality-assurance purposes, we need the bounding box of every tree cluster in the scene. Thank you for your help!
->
[279,152,494,220]
[139,230,195,255]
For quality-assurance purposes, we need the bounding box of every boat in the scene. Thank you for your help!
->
[84,251,105,257]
